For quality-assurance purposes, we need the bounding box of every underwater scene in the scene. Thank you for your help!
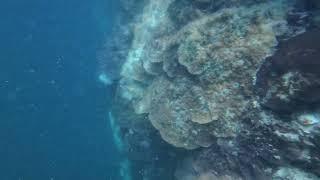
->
[1,0,320,179]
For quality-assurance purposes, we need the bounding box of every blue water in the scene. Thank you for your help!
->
[0,0,120,179]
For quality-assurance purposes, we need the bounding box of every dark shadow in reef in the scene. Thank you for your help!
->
[256,29,320,113]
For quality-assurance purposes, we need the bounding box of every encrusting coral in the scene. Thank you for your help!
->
[109,0,320,179]
[118,0,292,149]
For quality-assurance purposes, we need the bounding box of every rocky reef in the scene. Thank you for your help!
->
[107,0,320,179]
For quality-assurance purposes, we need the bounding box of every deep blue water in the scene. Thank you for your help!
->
[0,0,120,179]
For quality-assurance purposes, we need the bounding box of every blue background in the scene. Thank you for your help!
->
[0,0,120,179]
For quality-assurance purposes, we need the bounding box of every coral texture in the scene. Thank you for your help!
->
[118,0,291,149]
[109,0,320,179]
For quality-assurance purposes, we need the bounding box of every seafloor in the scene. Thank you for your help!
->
[103,0,320,179]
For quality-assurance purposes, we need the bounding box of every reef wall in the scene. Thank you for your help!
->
[108,0,320,179]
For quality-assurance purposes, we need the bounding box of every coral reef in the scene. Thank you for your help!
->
[107,0,320,179]
[119,0,292,149]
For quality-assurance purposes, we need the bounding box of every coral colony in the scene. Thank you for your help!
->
[105,0,320,179]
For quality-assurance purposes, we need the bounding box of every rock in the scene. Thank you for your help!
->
[272,167,320,180]
[256,30,320,113]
